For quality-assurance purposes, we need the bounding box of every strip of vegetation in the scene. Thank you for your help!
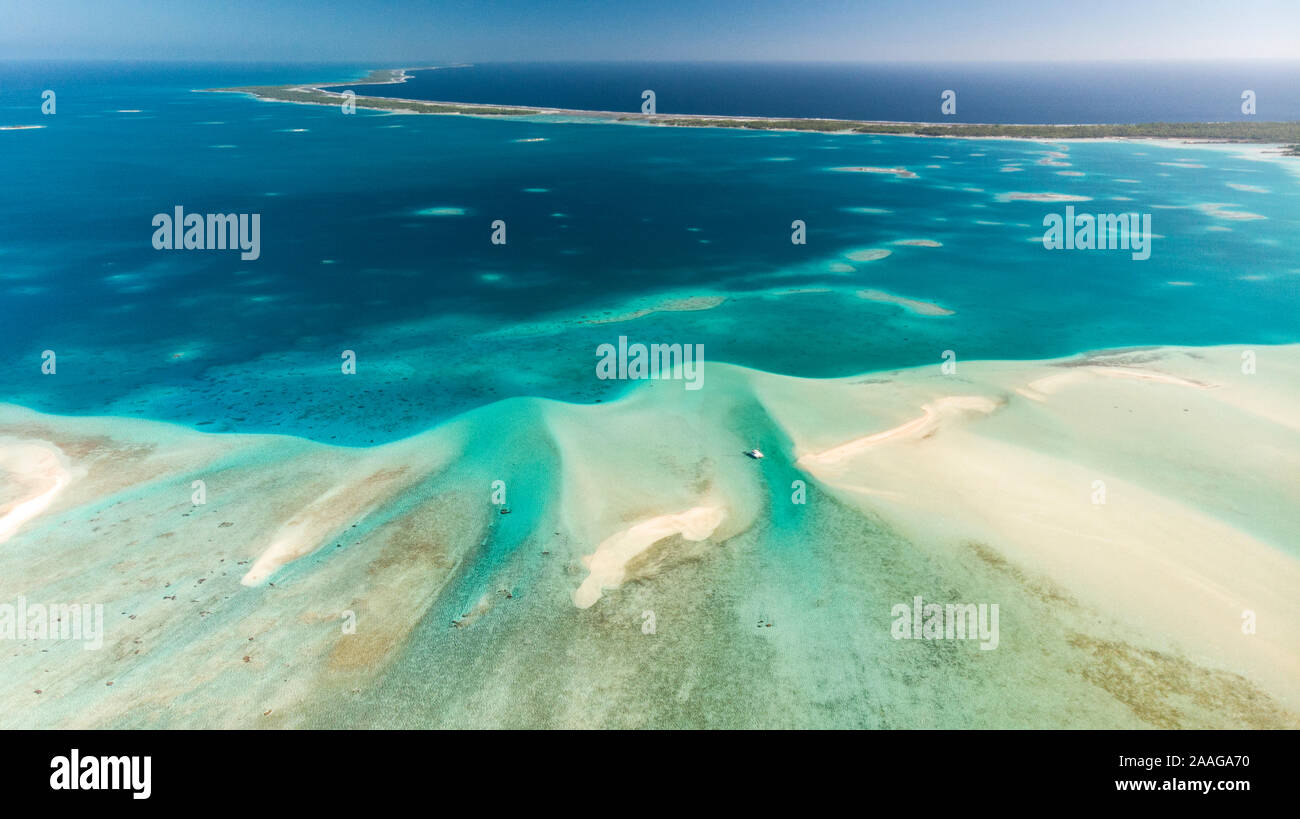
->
[210,74,541,116]
[345,68,410,85]
[210,70,1300,146]
[632,116,1300,143]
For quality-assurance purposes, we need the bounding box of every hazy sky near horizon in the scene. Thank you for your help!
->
[4,0,1299,63]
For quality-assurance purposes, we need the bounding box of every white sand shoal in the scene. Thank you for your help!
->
[583,295,726,325]
[856,288,954,316]
[998,192,1094,203]
[845,249,892,262]
[0,438,76,544]
[573,505,726,609]
[240,460,421,586]
[771,346,1300,711]
[797,396,999,467]
[832,166,918,178]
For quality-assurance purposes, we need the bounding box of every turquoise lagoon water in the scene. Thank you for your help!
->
[1,63,1298,445]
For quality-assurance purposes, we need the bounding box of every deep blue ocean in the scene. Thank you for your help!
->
[1,61,1297,444]
[340,61,1300,123]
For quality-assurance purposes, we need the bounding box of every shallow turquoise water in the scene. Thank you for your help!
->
[1,63,1297,444]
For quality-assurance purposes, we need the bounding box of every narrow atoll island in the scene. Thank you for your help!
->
[210,67,1300,151]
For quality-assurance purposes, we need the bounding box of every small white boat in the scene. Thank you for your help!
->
[744,449,765,460]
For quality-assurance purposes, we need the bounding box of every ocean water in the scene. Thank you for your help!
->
[336,61,1300,123]
[1,61,1298,446]
[3,62,1300,729]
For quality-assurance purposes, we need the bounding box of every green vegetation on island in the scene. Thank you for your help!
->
[211,69,540,116]
[629,116,1300,145]
[211,69,1300,153]
[212,83,541,116]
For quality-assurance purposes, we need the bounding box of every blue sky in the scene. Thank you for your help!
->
[4,0,1299,62]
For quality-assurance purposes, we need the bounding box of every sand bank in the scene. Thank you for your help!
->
[1,344,1296,728]
[580,295,727,325]
[832,166,918,178]
[768,346,1300,715]
[856,288,954,316]
[844,248,892,262]
[998,192,1094,203]
[573,505,726,609]
[0,438,78,544]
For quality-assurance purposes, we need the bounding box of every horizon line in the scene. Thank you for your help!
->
[5,56,1300,66]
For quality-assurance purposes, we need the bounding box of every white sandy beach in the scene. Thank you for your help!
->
[763,345,1300,713]
[0,344,1296,728]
